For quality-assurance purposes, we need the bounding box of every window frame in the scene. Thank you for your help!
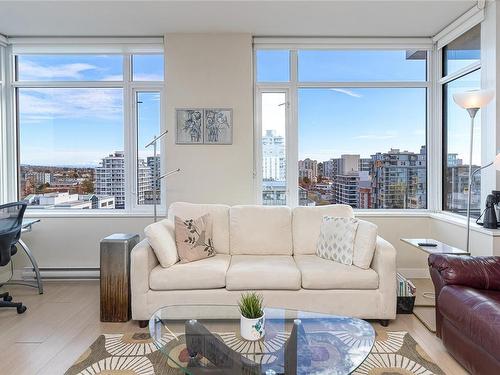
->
[3,42,165,216]
[254,41,434,211]
[440,24,482,217]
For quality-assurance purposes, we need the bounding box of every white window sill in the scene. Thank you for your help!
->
[24,210,167,219]
[354,209,430,218]
[429,211,500,237]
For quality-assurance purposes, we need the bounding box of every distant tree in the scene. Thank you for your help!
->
[81,179,94,193]
[36,183,51,193]
[303,176,311,185]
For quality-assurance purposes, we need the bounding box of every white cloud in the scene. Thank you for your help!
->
[329,88,363,98]
[19,88,123,122]
[18,60,97,80]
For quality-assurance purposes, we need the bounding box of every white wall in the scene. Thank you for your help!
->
[1,215,152,281]
[164,33,255,206]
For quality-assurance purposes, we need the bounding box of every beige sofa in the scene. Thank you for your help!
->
[131,202,397,326]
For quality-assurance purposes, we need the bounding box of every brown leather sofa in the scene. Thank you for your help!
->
[429,254,500,374]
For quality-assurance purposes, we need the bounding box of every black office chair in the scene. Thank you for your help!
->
[0,202,28,314]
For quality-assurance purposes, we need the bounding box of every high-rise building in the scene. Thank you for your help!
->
[95,151,152,209]
[334,174,359,207]
[146,156,161,203]
[95,151,126,209]
[323,158,340,179]
[298,158,318,182]
[333,155,365,208]
[371,146,427,209]
[359,158,372,173]
[262,130,286,181]
[137,159,153,205]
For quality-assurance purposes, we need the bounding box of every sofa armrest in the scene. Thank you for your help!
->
[428,254,500,291]
[131,239,159,320]
[371,236,397,319]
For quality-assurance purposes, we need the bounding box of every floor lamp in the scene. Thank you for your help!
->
[145,130,181,222]
[452,89,494,253]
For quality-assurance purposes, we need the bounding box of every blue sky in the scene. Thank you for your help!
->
[257,49,481,163]
[18,54,163,166]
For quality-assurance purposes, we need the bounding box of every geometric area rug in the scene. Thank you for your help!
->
[65,329,445,375]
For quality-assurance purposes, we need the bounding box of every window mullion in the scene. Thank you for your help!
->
[123,53,134,213]
[288,50,299,207]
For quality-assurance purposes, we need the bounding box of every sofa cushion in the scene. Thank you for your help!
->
[144,218,179,268]
[294,255,379,290]
[353,220,378,269]
[293,205,354,255]
[230,205,292,255]
[226,255,301,290]
[149,254,230,290]
[168,202,230,254]
[439,285,500,360]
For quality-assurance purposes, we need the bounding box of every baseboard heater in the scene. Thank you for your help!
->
[20,267,100,280]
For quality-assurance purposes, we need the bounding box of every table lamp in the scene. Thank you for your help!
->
[453,89,495,253]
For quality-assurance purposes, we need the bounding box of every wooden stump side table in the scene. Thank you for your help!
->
[100,233,140,322]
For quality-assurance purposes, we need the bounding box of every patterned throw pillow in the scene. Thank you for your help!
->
[316,216,359,265]
[175,214,216,263]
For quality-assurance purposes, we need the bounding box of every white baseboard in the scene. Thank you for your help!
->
[397,268,430,279]
[19,267,100,280]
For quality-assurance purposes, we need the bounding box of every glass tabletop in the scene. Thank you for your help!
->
[149,304,375,375]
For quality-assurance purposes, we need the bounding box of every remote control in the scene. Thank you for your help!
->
[418,242,437,247]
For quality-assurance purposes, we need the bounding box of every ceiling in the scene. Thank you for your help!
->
[0,0,477,38]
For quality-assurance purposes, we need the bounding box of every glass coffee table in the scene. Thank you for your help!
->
[149,304,375,375]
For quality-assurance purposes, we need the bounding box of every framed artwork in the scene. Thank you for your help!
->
[175,108,233,145]
[176,109,204,144]
[204,108,233,145]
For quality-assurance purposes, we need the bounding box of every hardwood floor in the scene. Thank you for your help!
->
[0,281,468,375]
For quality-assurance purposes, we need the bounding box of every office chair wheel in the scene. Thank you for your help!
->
[3,295,12,302]
[17,305,27,314]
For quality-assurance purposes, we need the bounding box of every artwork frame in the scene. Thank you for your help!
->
[175,108,233,145]
[175,108,204,145]
[203,108,233,145]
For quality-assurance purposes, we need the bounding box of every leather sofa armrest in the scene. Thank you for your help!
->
[371,236,397,319]
[429,254,500,291]
[131,239,159,320]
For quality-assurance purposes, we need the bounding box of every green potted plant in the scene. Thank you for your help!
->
[238,292,265,341]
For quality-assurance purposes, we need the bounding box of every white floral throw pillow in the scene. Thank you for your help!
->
[175,214,216,263]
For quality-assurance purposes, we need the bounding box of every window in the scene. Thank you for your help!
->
[16,54,124,81]
[442,25,482,217]
[136,91,161,206]
[15,51,164,212]
[260,91,288,205]
[298,50,427,82]
[443,24,480,76]
[132,54,164,81]
[256,50,290,82]
[256,47,429,209]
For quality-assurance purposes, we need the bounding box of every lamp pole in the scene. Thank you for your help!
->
[145,130,169,222]
[465,108,478,254]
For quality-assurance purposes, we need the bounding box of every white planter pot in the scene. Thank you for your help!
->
[240,312,265,341]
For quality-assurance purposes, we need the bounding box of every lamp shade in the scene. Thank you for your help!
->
[453,89,495,109]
